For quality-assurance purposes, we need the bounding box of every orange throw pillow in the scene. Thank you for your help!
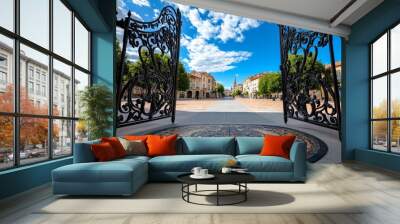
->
[91,142,117,162]
[101,137,126,158]
[260,134,296,159]
[146,135,177,157]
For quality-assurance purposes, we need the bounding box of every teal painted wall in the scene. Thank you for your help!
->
[343,0,400,171]
[0,0,115,200]
[92,31,115,136]
[0,158,72,199]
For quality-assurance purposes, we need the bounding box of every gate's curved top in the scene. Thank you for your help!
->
[116,6,181,127]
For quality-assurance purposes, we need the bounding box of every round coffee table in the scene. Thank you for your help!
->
[177,173,255,206]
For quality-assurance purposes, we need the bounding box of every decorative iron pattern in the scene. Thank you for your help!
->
[116,6,181,127]
[279,25,341,133]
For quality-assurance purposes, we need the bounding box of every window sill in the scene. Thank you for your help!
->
[0,156,72,175]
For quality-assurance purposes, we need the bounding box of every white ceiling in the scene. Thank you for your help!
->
[173,0,384,37]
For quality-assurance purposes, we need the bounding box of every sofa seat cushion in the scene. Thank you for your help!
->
[149,154,235,172]
[53,159,147,183]
[236,155,293,172]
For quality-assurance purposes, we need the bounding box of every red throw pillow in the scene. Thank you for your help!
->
[91,142,117,162]
[260,134,296,159]
[146,135,177,157]
[101,137,126,158]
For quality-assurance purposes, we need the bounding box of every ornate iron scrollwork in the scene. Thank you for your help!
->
[116,6,181,127]
[279,25,341,134]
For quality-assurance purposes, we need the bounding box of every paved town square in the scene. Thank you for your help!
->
[118,98,340,163]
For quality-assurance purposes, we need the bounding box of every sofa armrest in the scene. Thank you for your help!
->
[73,140,100,163]
[289,141,307,181]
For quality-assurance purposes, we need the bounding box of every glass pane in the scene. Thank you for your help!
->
[372,76,387,119]
[74,69,89,118]
[53,0,72,60]
[75,120,88,143]
[0,116,14,170]
[53,59,72,117]
[391,120,400,153]
[20,0,49,49]
[20,117,49,165]
[53,119,72,157]
[372,121,388,151]
[74,18,89,70]
[0,35,14,112]
[372,33,387,76]
[20,44,49,115]
[391,24,400,70]
[0,0,14,31]
[391,72,400,118]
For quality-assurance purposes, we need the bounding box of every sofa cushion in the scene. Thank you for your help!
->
[147,135,178,157]
[118,138,147,156]
[53,158,147,183]
[149,154,235,172]
[236,155,293,172]
[91,142,118,162]
[236,137,263,155]
[101,137,127,158]
[178,137,235,155]
[260,135,296,159]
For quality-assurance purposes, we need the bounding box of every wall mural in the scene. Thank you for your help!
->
[116,6,181,127]
[279,25,341,137]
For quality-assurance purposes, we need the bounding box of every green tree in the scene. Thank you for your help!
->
[258,72,282,98]
[216,83,224,97]
[288,54,325,89]
[123,50,188,91]
[79,84,113,140]
[232,89,242,97]
[177,64,189,91]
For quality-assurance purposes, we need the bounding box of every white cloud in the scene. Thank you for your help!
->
[153,9,160,18]
[177,4,260,42]
[117,0,142,20]
[187,9,218,40]
[181,36,252,73]
[132,0,150,7]
[209,12,260,42]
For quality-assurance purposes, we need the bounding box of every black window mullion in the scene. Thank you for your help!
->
[387,29,391,153]
[13,0,20,167]
[71,9,76,155]
[48,0,54,160]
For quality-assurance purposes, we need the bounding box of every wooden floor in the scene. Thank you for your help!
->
[1,162,400,224]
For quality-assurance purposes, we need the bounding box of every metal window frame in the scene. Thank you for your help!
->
[369,20,400,154]
[0,0,92,171]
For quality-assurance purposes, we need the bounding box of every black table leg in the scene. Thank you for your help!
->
[195,184,198,192]
[216,184,219,206]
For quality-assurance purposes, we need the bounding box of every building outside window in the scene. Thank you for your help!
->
[0,0,91,170]
[371,22,400,154]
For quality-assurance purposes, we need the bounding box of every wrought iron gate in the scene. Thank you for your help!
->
[116,6,181,127]
[279,25,341,135]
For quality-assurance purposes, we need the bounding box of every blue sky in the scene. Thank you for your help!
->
[117,0,342,89]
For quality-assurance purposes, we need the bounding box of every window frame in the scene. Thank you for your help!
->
[0,0,92,171]
[370,20,400,154]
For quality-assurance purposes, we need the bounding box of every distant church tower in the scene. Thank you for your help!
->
[233,75,237,90]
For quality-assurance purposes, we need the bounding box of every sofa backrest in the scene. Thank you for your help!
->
[177,137,236,155]
[73,140,100,163]
[235,137,264,155]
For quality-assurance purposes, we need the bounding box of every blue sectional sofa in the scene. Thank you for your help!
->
[52,137,306,196]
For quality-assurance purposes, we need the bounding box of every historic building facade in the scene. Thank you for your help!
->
[180,71,217,99]
[0,42,74,149]
[243,73,263,98]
